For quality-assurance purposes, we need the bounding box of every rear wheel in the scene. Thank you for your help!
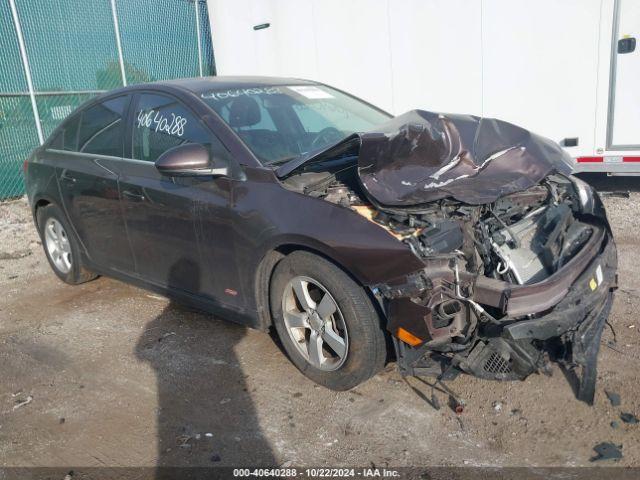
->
[270,251,386,390]
[37,204,97,285]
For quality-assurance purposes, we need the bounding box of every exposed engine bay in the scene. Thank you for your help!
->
[370,178,594,286]
[278,110,617,404]
[285,158,594,297]
[283,157,614,402]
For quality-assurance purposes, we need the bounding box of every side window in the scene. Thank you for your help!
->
[77,96,128,157]
[132,93,228,163]
[49,114,81,151]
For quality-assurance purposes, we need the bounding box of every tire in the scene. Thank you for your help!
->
[270,250,386,390]
[36,204,98,285]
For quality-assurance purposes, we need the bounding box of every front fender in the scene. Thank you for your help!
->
[248,203,425,287]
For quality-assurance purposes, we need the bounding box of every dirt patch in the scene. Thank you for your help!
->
[0,197,44,284]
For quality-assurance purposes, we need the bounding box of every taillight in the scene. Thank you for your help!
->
[22,159,28,175]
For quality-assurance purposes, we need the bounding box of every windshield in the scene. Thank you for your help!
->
[201,84,390,165]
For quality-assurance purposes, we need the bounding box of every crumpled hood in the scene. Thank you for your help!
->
[357,110,573,206]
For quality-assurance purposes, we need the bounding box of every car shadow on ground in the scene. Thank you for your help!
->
[134,259,276,476]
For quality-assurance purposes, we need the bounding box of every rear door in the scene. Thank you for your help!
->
[609,0,640,148]
[53,95,134,272]
[119,91,234,297]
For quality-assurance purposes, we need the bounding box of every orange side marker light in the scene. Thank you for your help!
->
[396,327,423,347]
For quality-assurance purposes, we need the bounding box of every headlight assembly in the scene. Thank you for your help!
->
[570,176,596,214]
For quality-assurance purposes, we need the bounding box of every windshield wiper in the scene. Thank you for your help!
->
[267,154,303,166]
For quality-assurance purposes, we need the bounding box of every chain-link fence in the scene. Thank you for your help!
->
[0,0,215,199]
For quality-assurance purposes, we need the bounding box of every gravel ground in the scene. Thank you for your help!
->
[0,175,639,470]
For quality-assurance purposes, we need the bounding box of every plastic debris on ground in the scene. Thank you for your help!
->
[605,390,621,407]
[590,442,623,462]
[12,395,33,411]
[620,412,639,424]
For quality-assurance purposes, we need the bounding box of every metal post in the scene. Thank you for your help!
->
[195,0,204,77]
[110,0,127,86]
[606,0,620,149]
[8,0,44,144]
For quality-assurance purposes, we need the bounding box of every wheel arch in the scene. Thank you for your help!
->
[253,240,380,331]
[32,196,54,227]
[31,195,91,264]
[254,242,359,329]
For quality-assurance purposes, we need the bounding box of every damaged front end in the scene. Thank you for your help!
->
[278,110,618,404]
[376,183,617,405]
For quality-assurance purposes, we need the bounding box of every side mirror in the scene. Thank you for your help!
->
[155,143,229,177]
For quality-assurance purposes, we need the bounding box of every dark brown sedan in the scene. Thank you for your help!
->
[24,77,617,402]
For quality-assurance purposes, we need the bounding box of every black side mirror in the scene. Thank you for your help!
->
[155,144,229,177]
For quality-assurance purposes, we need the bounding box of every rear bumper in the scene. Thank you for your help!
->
[572,156,640,175]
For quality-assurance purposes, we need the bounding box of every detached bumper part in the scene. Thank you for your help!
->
[387,232,617,404]
[573,292,613,404]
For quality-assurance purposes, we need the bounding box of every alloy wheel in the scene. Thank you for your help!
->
[281,275,349,371]
[44,218,72,274]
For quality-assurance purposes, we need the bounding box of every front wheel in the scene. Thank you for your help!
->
[270,251,386,390]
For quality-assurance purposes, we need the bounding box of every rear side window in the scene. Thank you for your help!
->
[49,114,81,151]
[77,96,128,157]
[132,93,229,163]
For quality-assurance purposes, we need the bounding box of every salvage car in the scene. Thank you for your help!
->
[24,77,617,403]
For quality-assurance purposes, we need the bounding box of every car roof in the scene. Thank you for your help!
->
[113,76,319,96]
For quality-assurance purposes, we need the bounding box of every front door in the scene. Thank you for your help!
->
[609,0,640,148]
[53,95,134,272]
[119,92,233,298]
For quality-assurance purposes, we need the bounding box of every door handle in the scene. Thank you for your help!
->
[122,190,146,202]
[60,171,77,183]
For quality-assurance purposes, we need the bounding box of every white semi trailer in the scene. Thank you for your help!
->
[208,0,640,174]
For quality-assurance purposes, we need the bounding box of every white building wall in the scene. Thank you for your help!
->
[207,0,613,159]
[481,0,605,157]
[388,0,482,115]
